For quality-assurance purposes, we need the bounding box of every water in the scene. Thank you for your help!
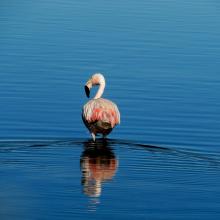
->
[0,0,220,219]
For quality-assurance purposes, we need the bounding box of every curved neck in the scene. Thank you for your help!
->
[94,82,105,99]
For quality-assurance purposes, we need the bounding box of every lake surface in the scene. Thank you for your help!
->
[0,0,220,219]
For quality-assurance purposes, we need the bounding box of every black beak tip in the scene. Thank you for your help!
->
[84,85,90,98]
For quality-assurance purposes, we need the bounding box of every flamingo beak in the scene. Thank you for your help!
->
[85,80,92,98]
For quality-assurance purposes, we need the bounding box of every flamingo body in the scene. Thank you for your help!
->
[82,74,120,141]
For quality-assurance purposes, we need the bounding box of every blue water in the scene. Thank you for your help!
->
[1,0,220,219]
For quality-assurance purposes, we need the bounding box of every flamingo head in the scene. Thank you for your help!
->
[84,73,105,98]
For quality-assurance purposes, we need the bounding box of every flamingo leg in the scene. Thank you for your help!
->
[91,133,96,142]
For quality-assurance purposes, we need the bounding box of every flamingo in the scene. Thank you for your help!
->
[82,73,120,141]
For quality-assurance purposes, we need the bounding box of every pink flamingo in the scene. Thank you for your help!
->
[82,73,120,141]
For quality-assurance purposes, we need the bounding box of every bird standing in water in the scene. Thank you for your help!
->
[82,73,120,141]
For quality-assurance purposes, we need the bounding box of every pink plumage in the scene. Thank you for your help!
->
[82,73,120,141]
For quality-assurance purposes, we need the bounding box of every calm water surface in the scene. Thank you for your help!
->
[1,0,220,219]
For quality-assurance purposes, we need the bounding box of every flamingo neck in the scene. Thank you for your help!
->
[94,82,105,99]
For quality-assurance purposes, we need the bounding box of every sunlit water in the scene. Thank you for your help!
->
[1,140,220,219]
[1,0,220,219]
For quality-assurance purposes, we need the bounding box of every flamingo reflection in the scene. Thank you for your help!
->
[80,140,118,197]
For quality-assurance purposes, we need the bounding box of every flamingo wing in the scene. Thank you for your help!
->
[82,98,120,130]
